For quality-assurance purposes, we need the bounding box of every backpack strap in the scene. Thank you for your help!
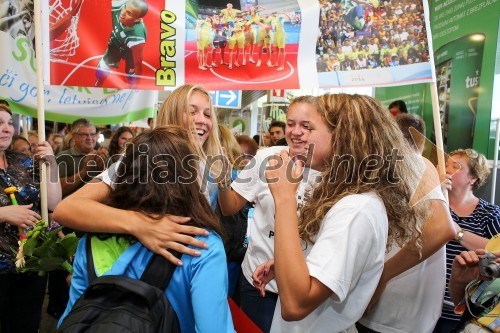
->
[140,251,181,290]
[85,235,98,283]
[85,234,181,289]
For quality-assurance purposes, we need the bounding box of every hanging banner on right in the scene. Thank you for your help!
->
[315,0,434,88]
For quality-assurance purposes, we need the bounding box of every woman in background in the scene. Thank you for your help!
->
[236,135,258,166]
[434,149,500,332]
[108,126,134,163]
[0,104,61,333]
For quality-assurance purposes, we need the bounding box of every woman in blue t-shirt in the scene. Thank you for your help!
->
[58,126,234,333]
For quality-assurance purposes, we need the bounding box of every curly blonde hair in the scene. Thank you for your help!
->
[449,148,490,190]
[298,94,428,254]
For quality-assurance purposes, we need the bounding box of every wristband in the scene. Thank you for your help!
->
[456,230,465,243]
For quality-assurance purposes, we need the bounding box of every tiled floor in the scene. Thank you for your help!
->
[39,290,58,333]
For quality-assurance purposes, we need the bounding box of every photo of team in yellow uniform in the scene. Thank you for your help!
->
[195,3,292,72]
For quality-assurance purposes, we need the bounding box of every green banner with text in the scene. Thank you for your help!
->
[429,0,500,158]
[375,85,426,116]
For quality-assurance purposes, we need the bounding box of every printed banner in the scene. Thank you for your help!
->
[0,1,156,125]
[428,0,500,157]
[222,109,251,135]
[316,0,434,87]
[44,0,434,90]
[434,34,484,152]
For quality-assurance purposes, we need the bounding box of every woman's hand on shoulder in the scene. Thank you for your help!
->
[129,212,210,266]
[35,141,57,167]
[0,204,41,229]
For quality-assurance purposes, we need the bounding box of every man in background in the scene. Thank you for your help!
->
[56,118,108,198]
[48,118,108,320]
[269,120,285,146]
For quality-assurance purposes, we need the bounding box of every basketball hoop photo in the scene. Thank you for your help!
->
[47,0,168,90]
[49,0,84,60]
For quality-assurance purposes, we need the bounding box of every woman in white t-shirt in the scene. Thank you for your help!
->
[254,94,428,332]
[358,113,456,333]
[217,95,329,332]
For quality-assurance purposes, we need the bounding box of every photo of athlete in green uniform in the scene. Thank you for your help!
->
[245,6,270,67]
[220,2,242,28]
[94,0,148,87]
[186,0,302,90]
[242,16,256,65]
[211,15,230,67]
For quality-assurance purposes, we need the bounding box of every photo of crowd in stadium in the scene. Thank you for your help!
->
[316,0,430,72]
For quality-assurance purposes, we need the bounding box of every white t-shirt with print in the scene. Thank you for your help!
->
[270,192,388,333]
[358,186,447,333]
[231,146,321,294]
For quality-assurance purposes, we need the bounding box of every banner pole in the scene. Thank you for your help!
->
[491,118,500,204]
[22,116,28,139]
[430,82,448,202]
[152,103,158,129]
[34,0,48,224]
[422,0,447,202]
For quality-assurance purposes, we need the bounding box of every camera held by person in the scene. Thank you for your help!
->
[479,251,500,278]
[448,239,500,333]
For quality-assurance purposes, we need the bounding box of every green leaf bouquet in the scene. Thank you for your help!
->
[13,220,80,276]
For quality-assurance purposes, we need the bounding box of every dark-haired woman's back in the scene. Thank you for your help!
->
[57,126,234,332]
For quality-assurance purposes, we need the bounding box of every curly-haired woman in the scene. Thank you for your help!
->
[255,94,428,332]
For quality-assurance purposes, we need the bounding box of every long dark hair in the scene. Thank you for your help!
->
[108,126,134,162]
[103,126,221,241]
